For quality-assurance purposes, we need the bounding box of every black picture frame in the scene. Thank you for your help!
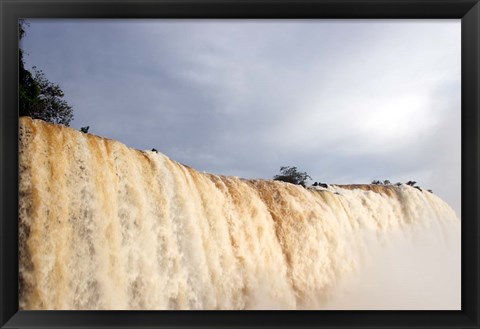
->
[1,0,479,328]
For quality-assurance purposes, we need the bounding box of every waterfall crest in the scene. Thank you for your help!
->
[18,117,460,310]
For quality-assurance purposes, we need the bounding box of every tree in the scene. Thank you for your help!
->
[273,166,312,187]
[29,68,73,125]
[19,21,40,118]
[19,20,73,126]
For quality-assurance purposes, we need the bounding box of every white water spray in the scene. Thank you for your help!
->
[18,117,460,310]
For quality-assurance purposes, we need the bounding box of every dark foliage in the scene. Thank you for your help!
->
[313,182,329,188]
[372,180,391,185]
[19,20,73,126]
[19,22,39,118]
[273,166,312,188]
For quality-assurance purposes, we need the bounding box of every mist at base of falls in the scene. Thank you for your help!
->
[18,117,460,310]
[323,228,460,310]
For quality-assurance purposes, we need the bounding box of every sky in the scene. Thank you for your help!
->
[21,19,461,216]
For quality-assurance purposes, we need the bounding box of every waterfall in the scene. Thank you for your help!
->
[18,117,460,310]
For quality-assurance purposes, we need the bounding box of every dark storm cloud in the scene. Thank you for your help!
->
[22,19,461,215]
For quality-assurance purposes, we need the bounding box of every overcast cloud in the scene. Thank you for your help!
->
[22,19,461,216]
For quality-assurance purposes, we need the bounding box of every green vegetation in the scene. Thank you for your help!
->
[372,180,392,185]
[312,182,329,188]
[273,171,433,194]
[19,20,73,126]
[372,179,432,192]
[273,166,312,188]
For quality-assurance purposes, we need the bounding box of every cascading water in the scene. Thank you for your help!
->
[18,117,460,310]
